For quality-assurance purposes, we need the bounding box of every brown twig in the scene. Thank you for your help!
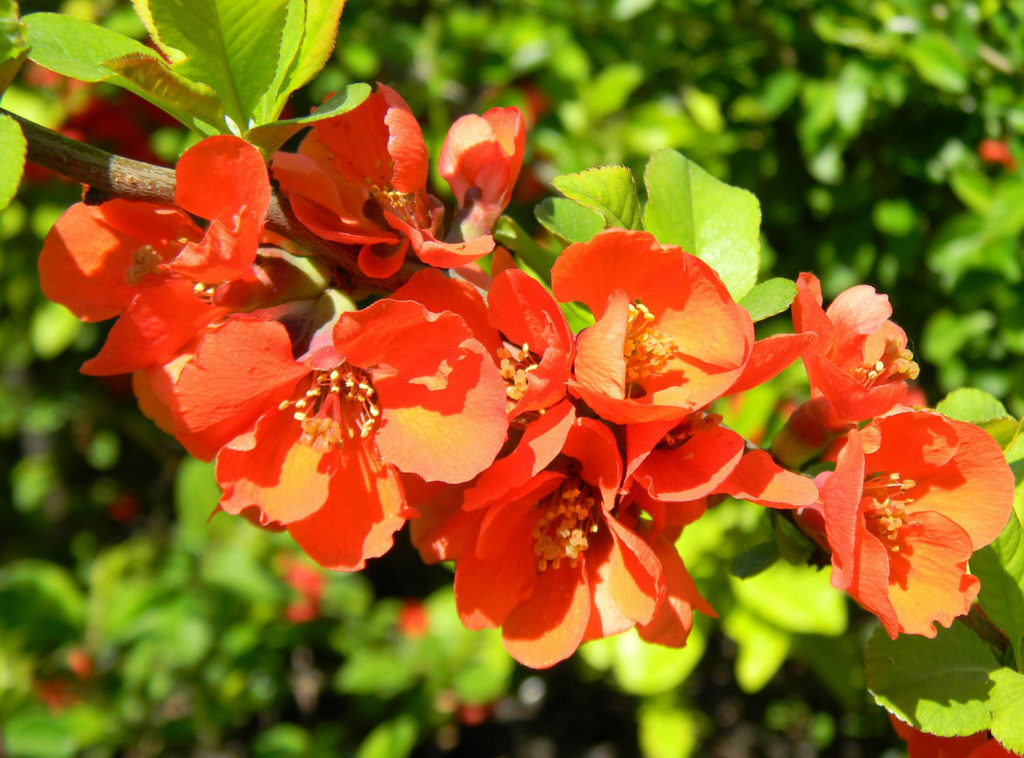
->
[5,108,420,291]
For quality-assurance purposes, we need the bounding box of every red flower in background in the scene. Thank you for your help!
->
[817,410,1012,637]
[793,272,919,424]
[978,139,1017,170]
[38,136,271,375]
[551,229,809,425]
[273,85,524,277]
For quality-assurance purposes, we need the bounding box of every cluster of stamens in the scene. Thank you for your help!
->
[624,301,680,395]
[862,471,917,552]
[497,342,539,411]
[853,341,920,388]
[125,244,163,285]
[532,474,600,571]
[277,365,381,452]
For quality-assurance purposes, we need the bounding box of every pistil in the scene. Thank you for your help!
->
[624,301,680,396]
[863,471,917,551]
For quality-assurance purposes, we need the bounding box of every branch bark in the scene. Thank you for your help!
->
[6,109,419,290]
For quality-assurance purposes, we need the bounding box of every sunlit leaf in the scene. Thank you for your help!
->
[643,149,761,299]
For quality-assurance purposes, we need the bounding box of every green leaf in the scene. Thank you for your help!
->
[104,53,225,132]
[24,12,161,82]
[244,82,371,155]
[936,388,1018,447]
[2,709,77,758]
[865,622,999,736]
[257,0,346,121]
[23,13,225,133]
[552,166,642,231]
[580,624,708,696]
[989,667,1024,754]
[729,541,779,579]
[174,456,221,552]
[0,113,24,212]
[972,514,1024,670]
[638,702,701,758]
[0,0,28,94]
[906,32,969,94]
[493,215,559,283]
[642,148,761,299]
[738,277,797,322]
[730,561,846,635]
[355,715,418,758]
[724,607,792,693]
[140,0,291,128]
[937,388,1010,423]
[534,197,605,243]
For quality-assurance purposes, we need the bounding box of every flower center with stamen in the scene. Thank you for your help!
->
[862,471,917,552]
[369,184,432,229]
[852,340,920,388]
[278,364,381,452]
[532,474,600,571]
[624,301,680,396]
[125,244,163,285]
[496,341,540,412]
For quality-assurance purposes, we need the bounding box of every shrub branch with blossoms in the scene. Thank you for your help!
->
[3,1,1024,754]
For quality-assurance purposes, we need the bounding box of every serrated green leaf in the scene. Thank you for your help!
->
[0,113,24,211]
[1,0,28,94]
[24,12,161,82]
[989,667,1024,753]
[534,197,605,243]
[739,277,797,322]
[244,82,371,155]
[553,166,642,231]
[865,622,998,736]
[104,53,225,132]
[643,148,761,299]
[259,0,346,120]
[140,0,290,127]
[252,0,304,124]
[972,515,1024,670]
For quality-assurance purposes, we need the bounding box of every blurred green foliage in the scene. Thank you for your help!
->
[5,0,1024,755]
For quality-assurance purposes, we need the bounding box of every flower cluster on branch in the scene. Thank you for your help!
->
[37,83,1014,670]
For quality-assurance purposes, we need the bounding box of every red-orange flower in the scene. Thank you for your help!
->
[793,272,919,423]
[551,229,810,425]
[817,410,1013,637]
[38,135,271,374]
[439,107,526,242]
[387,267,572,420]
[142,283,508,570]
[412,403,712,667]
[273,85,523,277]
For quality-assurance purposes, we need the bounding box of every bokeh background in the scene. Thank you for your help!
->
[3,0,1024,755]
